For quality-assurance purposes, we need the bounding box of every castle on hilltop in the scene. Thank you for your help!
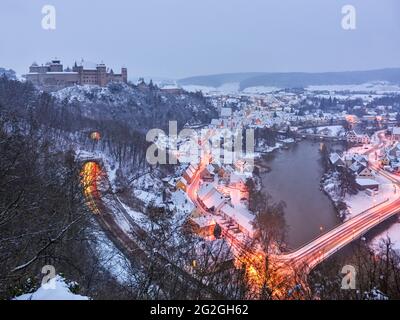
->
[24,59,128,89]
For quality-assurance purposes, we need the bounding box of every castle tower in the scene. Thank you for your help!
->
[73,61,84,85]
[96,63,107,86]
[49,59,63,72]
[121,67,128,83]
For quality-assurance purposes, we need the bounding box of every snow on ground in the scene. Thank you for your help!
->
[218,82,240,93]
[181,85,219,94]
[264,143,282,153]
[344,135,400,252]
[344,173,398,220]
[52,84,131,104]
[91,226,135,284]
[306,125,345,137]
[169,189,195,221]
[319,125,345,137]
[133,189,163,206]
[103,196,134,235]
[371,220,400,252]
[306,82,400,94]
[346,144,374,155]
[131,173,164,204]
[14,276,90,300]
[182,83,240,94]
[242,86,281,94]
[118,199,154,232]
[322,171,342,202]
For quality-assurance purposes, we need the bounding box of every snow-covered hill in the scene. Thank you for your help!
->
[52,82,217,130]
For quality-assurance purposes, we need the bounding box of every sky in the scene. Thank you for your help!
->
[0,0,399,80]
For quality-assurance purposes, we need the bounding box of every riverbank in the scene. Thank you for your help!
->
[321,170,349,220]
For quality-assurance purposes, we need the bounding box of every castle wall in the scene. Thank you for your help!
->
[25,60,128,89]
[25,72,80,89]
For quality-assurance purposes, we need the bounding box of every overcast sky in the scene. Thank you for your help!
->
[0,0,399,79]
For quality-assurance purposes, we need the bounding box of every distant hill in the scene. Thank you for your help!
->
[178,68,400,91]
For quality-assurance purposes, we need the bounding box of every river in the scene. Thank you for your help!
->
[261,140,342,250]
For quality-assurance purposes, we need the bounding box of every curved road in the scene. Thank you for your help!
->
[186,131,400,274]
[81,161,225,299]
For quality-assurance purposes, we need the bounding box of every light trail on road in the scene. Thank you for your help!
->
[185,129,400,297]
[81,161,102,214]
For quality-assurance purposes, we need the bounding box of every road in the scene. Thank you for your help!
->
[186,130,400,275]
[81,161,224,299]
[82,129,400,297]
[276,196,400,270]
[276,131,400,270]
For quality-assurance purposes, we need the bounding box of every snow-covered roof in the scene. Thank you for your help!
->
[197,183,215,199]
[77,60,98,70]
[211,119,222,126]
[219,204,255,236]
[184,164,197,178]
[356,178,379,186]
[350,161,365,173]
[177,177,187,186]
[329,153,343,165]
[202,190,226,210]
[230,172,246,184]
[353,154,368,164]
[393,127,400,135]
[191,215,216,228]
[221,108,232,118]
[206,164,216,174]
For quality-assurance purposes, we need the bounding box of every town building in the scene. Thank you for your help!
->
[218,204,255,238]
[356,178,380,191]
[187,214,217,238]
[160,85,185,94]
[392,127,400,141]
[24,59,128,90]
[346,130,370,144]
[329,153,345,167]
[197,183,226,213]
[182,164,198,184]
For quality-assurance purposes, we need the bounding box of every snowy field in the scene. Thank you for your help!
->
[182,83,281,95]
[181,82,240,94]
[306,82,400,94]
[242,86,281,94]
